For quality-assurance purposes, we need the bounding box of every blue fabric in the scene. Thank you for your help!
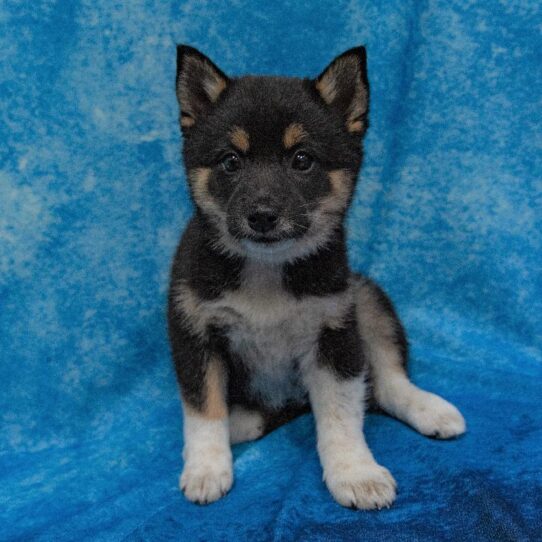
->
[1,1,541,540]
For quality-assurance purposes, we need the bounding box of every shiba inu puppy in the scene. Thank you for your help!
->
[168,45,466,509]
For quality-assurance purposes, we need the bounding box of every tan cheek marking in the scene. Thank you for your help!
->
[283,123,308,149]
[329,169,351,198]
[230,126,250,153]
[203,356,228,419]
[320,170,353,212]
[189,167,211,202]
[188,167,226,220]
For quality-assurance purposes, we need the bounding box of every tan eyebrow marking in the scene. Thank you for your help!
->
[347,119,363,133]
[229,126,250,153]
[283,123,308,149]
[181,115,196,128]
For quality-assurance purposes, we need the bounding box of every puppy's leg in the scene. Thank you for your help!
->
[169,314,232,504]
[304,312,397,510]
[180,357,232,504]
[356,279,466,439]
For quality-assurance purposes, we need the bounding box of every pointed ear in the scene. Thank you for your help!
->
[314,47,369,135]
[176,45,229,130]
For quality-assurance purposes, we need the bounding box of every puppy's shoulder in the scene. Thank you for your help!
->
[170,213,244,301]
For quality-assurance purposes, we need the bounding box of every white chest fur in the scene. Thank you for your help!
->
[177,261,354,407]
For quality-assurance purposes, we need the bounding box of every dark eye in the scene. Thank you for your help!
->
[291,151,314,171]
[220,152,241,173]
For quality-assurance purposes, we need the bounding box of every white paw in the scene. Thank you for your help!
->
[180,449,233,504]
[229,406,265,444]
[325,461,397,510]
[407,391,466,439]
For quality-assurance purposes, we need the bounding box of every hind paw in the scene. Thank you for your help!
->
[407,391,466,439]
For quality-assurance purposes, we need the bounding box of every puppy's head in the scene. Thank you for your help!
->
[176,45,369,262]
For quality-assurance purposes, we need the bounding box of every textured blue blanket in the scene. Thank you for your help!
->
[1,1,541,540]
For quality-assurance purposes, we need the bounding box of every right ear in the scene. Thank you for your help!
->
[176,45,229,130]
[314,47,369,135]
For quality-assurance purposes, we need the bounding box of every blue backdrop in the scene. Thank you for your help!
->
[1,1,541,540]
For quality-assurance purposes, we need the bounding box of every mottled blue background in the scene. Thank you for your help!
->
[1,1,541,540]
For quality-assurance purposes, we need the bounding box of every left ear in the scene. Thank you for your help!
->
[176,45,229,130]
[314,47,369,135]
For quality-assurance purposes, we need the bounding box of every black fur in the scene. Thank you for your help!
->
[168,47,467,510]
[169,45,380,416]
[167,303,209,410]
[317,304,366,379]
[361,275,409,365]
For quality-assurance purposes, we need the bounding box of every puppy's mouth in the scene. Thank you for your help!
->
[241,233,294,245]
[228,220,309,246]
[240,238,296,255]
[226,212,311,256]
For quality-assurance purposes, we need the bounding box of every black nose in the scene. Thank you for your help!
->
[247,210,278,234]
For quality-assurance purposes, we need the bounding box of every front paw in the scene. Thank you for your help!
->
[325,461,397,510]
[180,449,233,504]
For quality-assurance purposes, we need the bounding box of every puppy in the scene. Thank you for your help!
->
[168,45,466,509]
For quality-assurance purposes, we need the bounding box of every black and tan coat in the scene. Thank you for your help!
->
[168,46,466,509]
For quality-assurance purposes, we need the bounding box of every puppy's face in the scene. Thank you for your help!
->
[176,46,369,261]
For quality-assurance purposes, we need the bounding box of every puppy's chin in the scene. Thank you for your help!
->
[218,217,336,263]
[240,239,296,261]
